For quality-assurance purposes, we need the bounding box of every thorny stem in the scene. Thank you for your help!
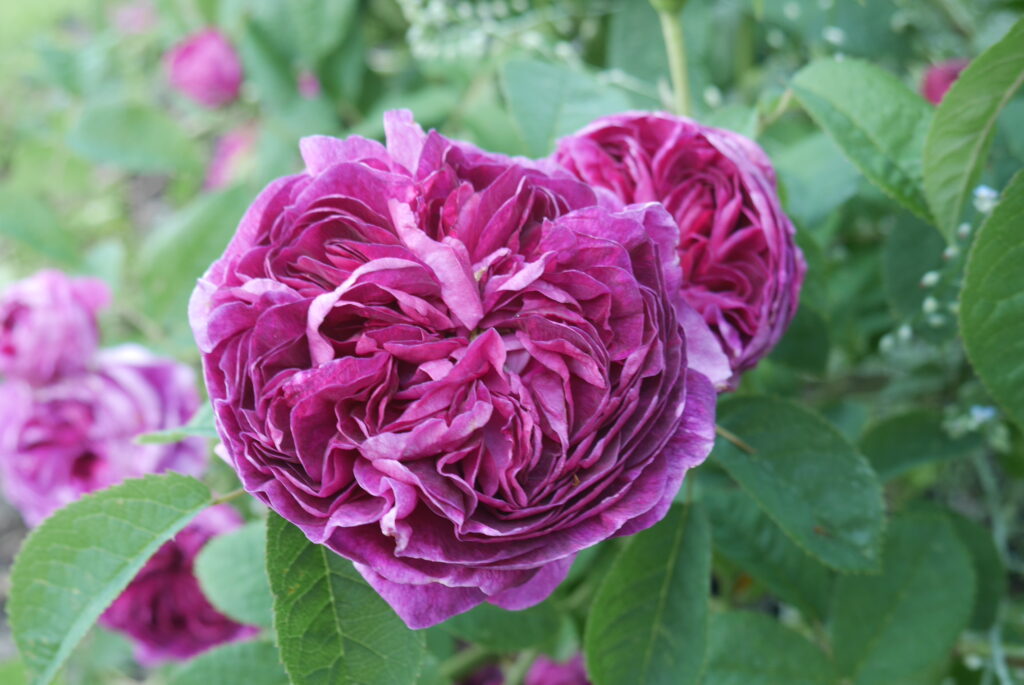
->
[657,10,692,117]
[716,425,757,454]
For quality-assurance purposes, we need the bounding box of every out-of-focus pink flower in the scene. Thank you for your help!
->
[0,345,206,526]
[165,29,243,108]
[554,112,805,387]
[204,127,258,191]
[526,655,590,685]
[101,505,258,665]
[112,0,157,36]
[0,270,109,386]
[921,59,969,105]
[298,69,321,99]
[189,110,718,629]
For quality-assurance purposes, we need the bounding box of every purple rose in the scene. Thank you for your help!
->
[554,112,805,386]
[526,655,590,685]
[0,345,206,526]
[190,110,717,628]
[0,270,110,385]
[165,29,243,108]
[101,505,258,665]
[921,59,969,105]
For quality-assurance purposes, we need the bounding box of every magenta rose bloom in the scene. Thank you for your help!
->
[554,112,805,387]
[165,29,243,108]
[921,59,969,105]
[0,345,206,526]
[190,110,717,628]
[101,505,257,665]
[526,655,590,685]
[0,270,110,385]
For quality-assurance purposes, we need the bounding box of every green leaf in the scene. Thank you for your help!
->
[288,0,358,66]
[265,512,426,685]
[961,170,1024,430]
[830,512,975,685]
[859,409,982,480]
[713,396,885,572]
[137,404,218,445]
[67,100,201,174]
[138,186,252,327]
[767,304,829,376]
[923,17,1024,240]
[0,187,81,266]
[700,611,837,685]
[195,520,274,629]
[8,474,212,685]
[772,132,859,230]
[881,214,946,319]
[792,59,933,221]
[168,641,288,685]
[0,659,28,685]
[945,511,1005,630]
[501,59,632,157]
[585,504,710,685]
[700,473,831,619]
[441,601,562,653]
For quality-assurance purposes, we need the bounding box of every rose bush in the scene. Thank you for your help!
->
[0,270,110,385]
[190,110,718,628]
[554,112,804,386]
[0,344,206,525]
[100,505,257,664]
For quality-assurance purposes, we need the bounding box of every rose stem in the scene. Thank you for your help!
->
[658,9,692,117]
[715,425,757,455]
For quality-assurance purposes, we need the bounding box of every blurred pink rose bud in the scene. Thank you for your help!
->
[112,0,157,36]
[298,69,322,99]
[0,345,206,526]
[100,505,258,665]
[921,59,969,105]
[165,29,243,108]
[0,270,109,385]
[204,127,258,191]
[554,112,805,387]
[526,654,590,685]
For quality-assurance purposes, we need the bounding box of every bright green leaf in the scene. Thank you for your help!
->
[8,474,212,685]
[700,611,837,685]
[713,396,885,572]
[288,0,357,66]
[195,520,274,629]
[792,59,933,221]
[961,170,1024,430]
[265,513,426,685]
[137,404,218,445]
[585,504,710,685]
[923,17,1024,240]
[773,132,859,230]
[168,641,288,685]
[831,512,975,685]
[0,659,27,685]
[68,100,201,174]
[859,409,982,480]
[501,59,632,157]
[701,473,832,619]
[441,600,562,653]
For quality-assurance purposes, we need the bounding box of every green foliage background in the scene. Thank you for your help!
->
[1,1,1023,684]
